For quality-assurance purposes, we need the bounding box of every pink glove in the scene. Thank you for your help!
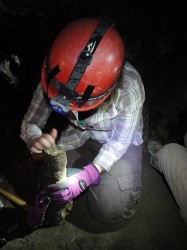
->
[28,190,51,228]
[48,163,100,204]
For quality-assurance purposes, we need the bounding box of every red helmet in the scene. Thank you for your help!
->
[41,17,125,114]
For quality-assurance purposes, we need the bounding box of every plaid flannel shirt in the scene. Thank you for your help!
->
[21,62,145,171]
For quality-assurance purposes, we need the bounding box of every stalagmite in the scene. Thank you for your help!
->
[41,145,73,225]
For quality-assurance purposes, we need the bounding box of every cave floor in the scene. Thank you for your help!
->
[0,145,187,250]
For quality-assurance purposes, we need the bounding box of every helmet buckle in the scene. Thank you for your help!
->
[78,50,93,65]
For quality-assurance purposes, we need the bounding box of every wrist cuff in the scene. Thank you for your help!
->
[90,163,100,175]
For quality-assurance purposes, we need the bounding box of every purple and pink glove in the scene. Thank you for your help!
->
[48,163,100,204]
[28,190,51,228]
[27,163,99,228]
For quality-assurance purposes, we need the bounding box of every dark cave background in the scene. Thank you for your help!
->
[0,0,187,158]
[0,0,187,247]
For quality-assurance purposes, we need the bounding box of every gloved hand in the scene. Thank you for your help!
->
[28,190,51,228]
[48,163,100,204]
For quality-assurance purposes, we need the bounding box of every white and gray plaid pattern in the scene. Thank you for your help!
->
[20,62,145,171]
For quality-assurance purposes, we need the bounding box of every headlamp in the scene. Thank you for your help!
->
[49,95,70,115]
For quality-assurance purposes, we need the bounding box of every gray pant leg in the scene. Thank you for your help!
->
[150,143,187,224]
[66,140,142,224]
[88,144,142,224]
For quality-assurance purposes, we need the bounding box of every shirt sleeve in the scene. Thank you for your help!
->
[20,82,52,147]
[93,71,145,171]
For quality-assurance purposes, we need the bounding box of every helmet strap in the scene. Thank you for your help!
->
[65,17,115,92]
[76,85,95,107]
[45,59,60,94]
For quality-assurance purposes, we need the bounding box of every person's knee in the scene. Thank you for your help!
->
[162,143,181,154]
[88,189,140,224]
